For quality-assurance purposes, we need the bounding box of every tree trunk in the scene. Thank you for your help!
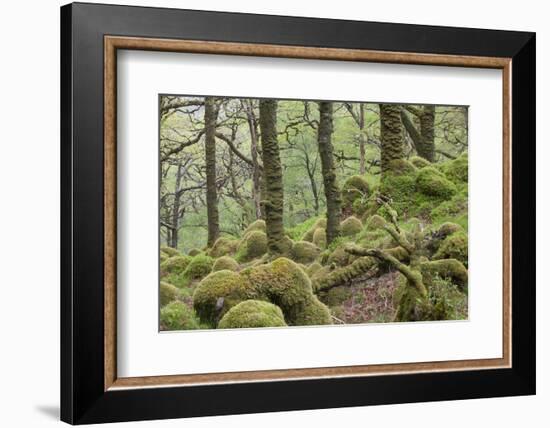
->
[259,99,286,255]
[169,163,184,249]
[358,103,366,175]
[401,105,435,162]
[244,100,263,220]
[379,104,404,172]
[317,101,342,245]
[204,97,220,247]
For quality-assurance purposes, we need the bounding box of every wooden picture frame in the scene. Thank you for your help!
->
[61,2,535,424]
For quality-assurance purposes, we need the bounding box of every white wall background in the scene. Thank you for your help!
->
[0,1,545,427]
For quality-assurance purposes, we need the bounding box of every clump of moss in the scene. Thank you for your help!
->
[160,252,169,262]
[243,219,266,236]
[326,245,352,267]
[160,281,179,307]
[410,156,432,169]
[340,216,363,236]
[212,256,239,272]
[160,301,200,331]
[440,153,468,184]
[342,175,370,214]
[160,246,180,257]
[393,275,433,322]
[387,159,418,175]
[431,192,468,226]
[291,296,333,326]
[160,255,192,276]
[209,237,240,258]
[319,285,352,307]
[306,262,323,278]
[312,228,327,249]
[416,167,457,199]
[364,214,387,231]
[235,230,268,262]
[290,241,321,264]
[434,231,468,267]
[182,254,214,284]
[420,259,468,291]
[301,218,327,242]
[218,300,287,329]
[437,222,463,237]
[193,270,259,327]
[379,169,417,214]
[187,248,202,257]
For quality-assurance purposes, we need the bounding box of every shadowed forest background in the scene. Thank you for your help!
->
[159,96,469,331]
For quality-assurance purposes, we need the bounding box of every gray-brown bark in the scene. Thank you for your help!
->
[379,104,405,172]
[204,97,220,246]
[259,99,286,255]
[401,105,435,162]
[243,99,263,220]
[169,163,184,249]
[317,101,342,245]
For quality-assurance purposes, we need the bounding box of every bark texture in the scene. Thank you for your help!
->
[317,101,342,245]
[204,97,220,246]
[259,99,286,255]
[379,104,405,172]
[401,105,435,162]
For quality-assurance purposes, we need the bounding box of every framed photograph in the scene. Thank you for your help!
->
[60,2,535,424]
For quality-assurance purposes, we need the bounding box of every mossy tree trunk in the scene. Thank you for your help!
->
[259,99,286,255]
[379,104,405,172]
[317,101,342,245]
[243,99,263,220]
[169,163,184,249]
[345,103,366,174]
[401,105,435,162]
[204,97,220,247]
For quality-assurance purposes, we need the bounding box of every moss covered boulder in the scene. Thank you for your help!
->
[182,254,213,284]
[306,261,323,278]
[319,285,352,307]
[243,219,266,236]
[301,218,327,242]
[236,230,268,262]
[212,256,239,272]
[193,270,260,327]
[217,300,287,329]
[340,216,363,237]
[290,241,321,264]
[420,259,468,291]
[410,156,432,169]
[416,167,457,199]
[312,228,327,249]
[440,153,468,184]
[160,301,200,330]
[342,175,370,214]
[326,245,352,267]
[160,281,179,307]
[160,246,180,257]
[187,248,202,257]
[160,255,192,276]
[433,231,468,266]
[291,296,332,326]
[387,159,418,176]
[209,237,240,258]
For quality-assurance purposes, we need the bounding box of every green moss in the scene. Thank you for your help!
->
[379,170,417,215]
[160,252,169,262]
[319,285,352,307]
[312,228,327,249]
[437,222,463,237]
[181,254,214,285]
[326,246,352,267]
[420,259,468,291]
[342,175,370,214]
[160,281,179,307]
[431,192,468,226]
[212,256,239,272]
[385,246,410,262]
[340,216,363,236]
[160,301,200,331]
[416,166,457,199]
[440,153,468,184]
[209,237,240,258]
[387,159,418,175]
[301,218,327,242]
[193,270,260,327]
[306,262,323,278]
[160,246,180,257]
[160,255,192,276]
[393,275,433,322]
[235,230,268,262]
[243,219,266,235]
[364,214,387,231]
[314,257,376,292]
[290,241,321,264]
[290,295,333,326]
[410,156,432,169]
[218,300,287,329]
[434,231,468,266]
[187,248,202,257]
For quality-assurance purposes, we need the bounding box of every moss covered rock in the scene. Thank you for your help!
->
[340,216,363,236]
[160,246,180,257]
[410,156,432,169]
[326,246,352,267]
[193,270,260,326]
[218,300,287,329]
[160,281,179,307]
[440,153,468,184]
[182,254,213,283]
[160,301,200,330]
[364,214,387,231]
[243,219,266,235]
[290,296,332,326]
[319,285,352,307]
[236,230,268,262]
[160,255,192,276]
[290,241,321,264]
[387,159,418,176]
[212,256,239,272]
[342,175,370,214]
[420,259,468,291]
[301,218,327,242]
[312,228,327,249]
[306,262,323,278]
[209,237,240,258]
[433,231,468,266]
[187,248,202,257]
[416,167,457,199]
